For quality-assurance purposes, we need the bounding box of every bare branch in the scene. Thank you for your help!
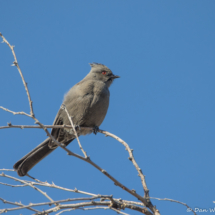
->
[0,197,112,213]
[99,130,149,197]
[0,182,26,187]
[33,201,147,215]
[0,173,56,205]
[111,207,130,215]
[0,123,157,213]
[0,106,31,117]
[0,172,145,210]
[0,124,74,130]
[50,139,151,208]
[55,207,129,215]
[2,121,149,211]
[0,123,156,213]
[62,104,88,158]
[0,172,97,196]
[0,33,34,117]
[0,169,14,171]
[0,197,39,213]
[55,208,75,215]
[150,197,197,215]
[54,207,130,215]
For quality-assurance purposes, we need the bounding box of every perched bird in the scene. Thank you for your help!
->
[14,63,119,176]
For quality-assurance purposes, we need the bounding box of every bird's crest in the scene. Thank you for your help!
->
[89,62,106,68]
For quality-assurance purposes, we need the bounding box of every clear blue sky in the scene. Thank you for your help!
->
[0,1,215,214]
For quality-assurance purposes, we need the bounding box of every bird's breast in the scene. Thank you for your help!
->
[80,85,109,128]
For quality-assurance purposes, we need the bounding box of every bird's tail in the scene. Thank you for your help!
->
[13,138,55,176]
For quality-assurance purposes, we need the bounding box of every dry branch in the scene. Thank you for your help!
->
[62,104,88,158]
[0,33,34,117]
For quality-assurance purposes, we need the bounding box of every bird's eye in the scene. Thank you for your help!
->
[102,71,106,75]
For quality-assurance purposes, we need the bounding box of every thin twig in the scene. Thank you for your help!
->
[150,197,197,215]
[0,173,56,205]
[62,104,88,158]
[0,123,153,212]
[0,173,147,214]
[0,106,31,117]
[0,196,112,213]
[0,124,153,203]
[33,201,147,215]
[0,173,97,196]
[99,130,149,197]
[0,169,14,171]
[0,33,34,117]
[0,174,145,208]
[0,182,26,187]
[39,135,151,210]
[55,207,129,215]
[111,207,130,215]
[0,197,39,213]
[0,124,74,130]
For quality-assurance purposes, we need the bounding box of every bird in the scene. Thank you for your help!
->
[13,63,119,176]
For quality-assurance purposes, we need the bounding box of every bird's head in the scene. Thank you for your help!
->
[88,63,120,87]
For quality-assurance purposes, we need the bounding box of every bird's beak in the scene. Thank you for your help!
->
[111,75,120,79]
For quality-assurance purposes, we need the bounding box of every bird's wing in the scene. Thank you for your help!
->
[51,107,75,144]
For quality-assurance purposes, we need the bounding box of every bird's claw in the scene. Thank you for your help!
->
[74,125,81,131]
[93,126,99,135]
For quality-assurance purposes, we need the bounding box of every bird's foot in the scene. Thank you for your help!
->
[93,126,99,135]
[74,125,81,131]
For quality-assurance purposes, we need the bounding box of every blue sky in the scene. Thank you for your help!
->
[0,1,215,215]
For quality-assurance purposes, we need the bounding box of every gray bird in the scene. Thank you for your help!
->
[13,63,119,176]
